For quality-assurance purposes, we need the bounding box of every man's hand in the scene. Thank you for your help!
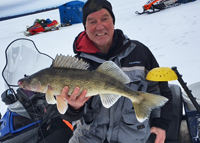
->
[58,86,90,110]
[151,127,166,143]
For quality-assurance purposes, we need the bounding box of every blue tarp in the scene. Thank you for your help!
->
[59,1,84,25]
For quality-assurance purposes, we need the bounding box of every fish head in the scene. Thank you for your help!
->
[18,77,41,92]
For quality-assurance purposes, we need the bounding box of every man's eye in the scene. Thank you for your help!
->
[90,21,95,24]
[103,18,107,21]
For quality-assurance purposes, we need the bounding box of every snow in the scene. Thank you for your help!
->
[0,0,200,115]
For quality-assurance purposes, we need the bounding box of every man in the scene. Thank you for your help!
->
[59,0,173,142]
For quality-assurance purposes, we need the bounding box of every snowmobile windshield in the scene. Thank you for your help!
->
[2,38,53,94]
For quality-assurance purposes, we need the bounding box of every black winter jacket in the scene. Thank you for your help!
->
[61,29,173,142]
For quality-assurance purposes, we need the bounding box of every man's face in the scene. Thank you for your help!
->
[85,8,114,52]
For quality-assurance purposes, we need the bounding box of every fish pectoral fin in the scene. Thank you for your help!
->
[46,88,57,104]
[100,94,121,108]
[56,95,68,114]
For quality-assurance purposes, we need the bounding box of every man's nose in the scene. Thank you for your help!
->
[96,21,104,30]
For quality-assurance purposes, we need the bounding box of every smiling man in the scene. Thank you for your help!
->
[85,8,114,53]
[60,0,173,143]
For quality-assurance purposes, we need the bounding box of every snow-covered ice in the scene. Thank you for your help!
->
[0,0,200,115]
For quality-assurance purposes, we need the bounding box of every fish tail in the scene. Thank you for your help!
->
[56,95,68,114]
[133,92,168,122]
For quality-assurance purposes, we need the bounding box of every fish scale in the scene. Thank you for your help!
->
[18,54,168,122]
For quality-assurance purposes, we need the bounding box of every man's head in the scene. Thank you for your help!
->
[82,0,115,28]
[82,0,115,53]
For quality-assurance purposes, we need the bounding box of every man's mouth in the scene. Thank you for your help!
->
[96,33,106,36]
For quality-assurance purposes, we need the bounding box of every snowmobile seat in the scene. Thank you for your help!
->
[45,18,52,24]
[152,3,166,10]
[165,84,183,143]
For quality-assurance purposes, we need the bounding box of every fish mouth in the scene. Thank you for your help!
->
[18,81,26,89]
[18,81,22,87]
[18,81,35,91]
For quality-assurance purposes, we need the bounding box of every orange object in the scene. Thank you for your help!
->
[143,0,161,10]
[63,119,74,131]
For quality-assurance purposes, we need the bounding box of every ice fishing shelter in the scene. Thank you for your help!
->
[59,1,84,26]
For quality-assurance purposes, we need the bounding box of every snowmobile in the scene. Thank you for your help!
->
[24,19,60,36]
[0,38,73,143]
[135,0,181,15]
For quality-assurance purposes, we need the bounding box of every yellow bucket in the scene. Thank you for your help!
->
[146,67,178,82]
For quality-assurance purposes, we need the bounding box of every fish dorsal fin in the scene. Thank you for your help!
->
[96,61,130,84]
[52,54,90,70]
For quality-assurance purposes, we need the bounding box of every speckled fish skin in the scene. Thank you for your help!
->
[18,54,168,122]
[18,67,139,98]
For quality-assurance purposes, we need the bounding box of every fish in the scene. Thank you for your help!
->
[18,54,168,122]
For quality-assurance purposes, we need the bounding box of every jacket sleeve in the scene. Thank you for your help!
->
[151,82,173,131]
[60,104,85,122]
[137,41,173,131]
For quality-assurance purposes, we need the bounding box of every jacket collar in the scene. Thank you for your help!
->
[74,31,102,54]
[73,29,132,59]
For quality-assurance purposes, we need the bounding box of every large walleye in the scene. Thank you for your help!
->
[18,54,168,122]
